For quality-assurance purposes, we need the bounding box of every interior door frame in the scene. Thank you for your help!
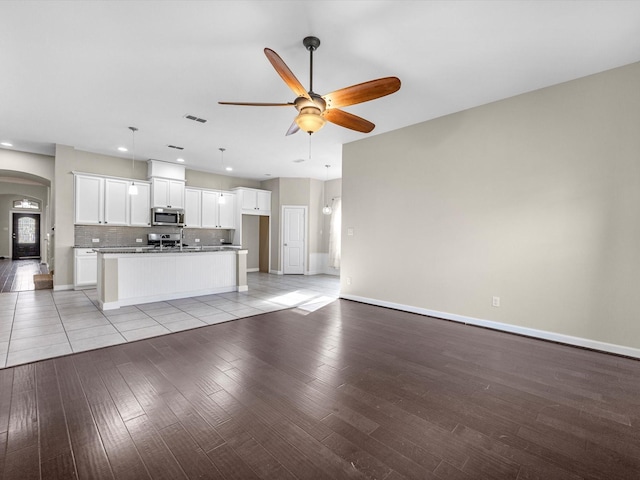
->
[281,205,308,275]
[10,210,42,260]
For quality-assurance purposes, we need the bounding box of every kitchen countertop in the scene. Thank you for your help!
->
[92,245,241,254]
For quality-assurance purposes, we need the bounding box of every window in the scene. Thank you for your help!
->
[328,197,341,269]
[13,199,39,210]
[18,217,37,244]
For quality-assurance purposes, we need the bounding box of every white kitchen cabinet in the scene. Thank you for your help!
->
[152,178,185,209]
[74,248,97,289]
[218,192,236,228]
[184,188,202,228]
[201,190,236,229]
[201,190,218,228]
[74,174,104,224]
[104,178,130,225]
[130,182,151,226]
[234,187,271,215]
[74,173,151,227]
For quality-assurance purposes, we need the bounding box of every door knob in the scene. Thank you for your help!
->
[284,243,288,246]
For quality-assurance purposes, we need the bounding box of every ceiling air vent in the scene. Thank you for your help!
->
[184,114,208,123]
[167,145,184,150]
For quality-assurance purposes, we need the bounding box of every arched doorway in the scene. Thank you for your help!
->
[0,168,52,292]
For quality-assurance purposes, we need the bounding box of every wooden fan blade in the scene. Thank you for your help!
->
[264,48,311,100]
[323,77,401,108]
[285,120,300,136]
[324,109,375,133]
[218,101,293,107]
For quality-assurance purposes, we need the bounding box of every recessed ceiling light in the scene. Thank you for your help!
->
[176,158,185,163]
[293,158,305,163]
[1,142,13,147]
[117,146,128,152]
[225,167,233,171]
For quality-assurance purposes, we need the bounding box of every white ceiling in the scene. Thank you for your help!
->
[1,1,640,181]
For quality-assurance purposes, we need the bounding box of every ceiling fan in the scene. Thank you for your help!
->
[219,36,401,135]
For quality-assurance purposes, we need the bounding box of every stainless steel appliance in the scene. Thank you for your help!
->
[148,233,181,249]
[151,207,184,226]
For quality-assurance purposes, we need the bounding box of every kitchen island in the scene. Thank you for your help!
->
[95,247,248,310]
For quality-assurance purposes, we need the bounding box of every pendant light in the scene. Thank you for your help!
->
[322,164,332,215]
[128,126,139,195]
[218,147,226,204]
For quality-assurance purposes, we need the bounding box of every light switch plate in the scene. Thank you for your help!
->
[92,238,99,243]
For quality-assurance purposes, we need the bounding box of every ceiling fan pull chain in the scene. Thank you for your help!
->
[308,135,312,160]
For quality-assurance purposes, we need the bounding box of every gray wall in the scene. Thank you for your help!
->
[341,61,640,355]
[242,215,260,270]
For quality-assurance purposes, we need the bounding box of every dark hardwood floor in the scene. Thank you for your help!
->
[1,299,639,479]
[0,259,47,293]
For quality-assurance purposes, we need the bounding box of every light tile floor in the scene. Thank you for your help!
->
[0,272,340,369]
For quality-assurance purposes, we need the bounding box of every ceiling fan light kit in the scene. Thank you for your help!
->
[296,107,326,134]
[219,36,401,136]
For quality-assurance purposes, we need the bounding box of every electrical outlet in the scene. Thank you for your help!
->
[347,228,354,236]
[92,238,99,243]
[195,238,200,243]
[347,277,352,285]
[135,238,142,243]
[492,296,500,307]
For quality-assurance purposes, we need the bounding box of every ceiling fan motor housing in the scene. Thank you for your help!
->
[303,36,320,51]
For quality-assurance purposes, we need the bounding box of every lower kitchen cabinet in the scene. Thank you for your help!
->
[74,248,97,289]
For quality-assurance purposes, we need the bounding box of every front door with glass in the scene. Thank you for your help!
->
[12,213,41,259]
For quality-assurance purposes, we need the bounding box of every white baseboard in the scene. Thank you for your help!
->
[269,269,283,275]
[53,284,74,291]
[340,294,640,360]
[246,267,259,273]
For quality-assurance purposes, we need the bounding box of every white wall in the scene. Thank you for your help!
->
[341,61,640,356]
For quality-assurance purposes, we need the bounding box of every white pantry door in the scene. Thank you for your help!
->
[283,206,305,274]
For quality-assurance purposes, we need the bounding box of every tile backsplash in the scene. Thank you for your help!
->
[74,225,232,247]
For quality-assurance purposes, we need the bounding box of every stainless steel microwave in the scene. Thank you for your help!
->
[151,207,184,226]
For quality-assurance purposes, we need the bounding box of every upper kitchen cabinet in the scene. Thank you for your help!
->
[130,182,151,226]
[185,188,236,229]
[234,187,271,215]
[74,174,104,224]
[184,187,202,228]
[74,173,151,226]
[148,160,186,209]
[103,178,130,225]
[202,190,236,229]
[151,178,185,209]
[218,192,236,228]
